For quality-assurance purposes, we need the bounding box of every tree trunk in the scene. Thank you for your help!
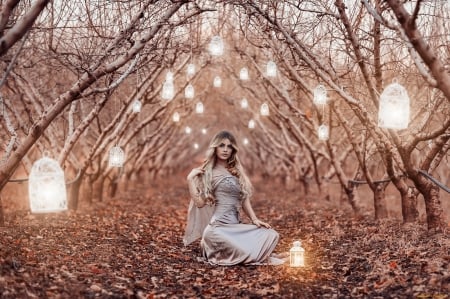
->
[401,186,419,223]
[345,181,361,215]
[0,193,4,226]
[423,184,445,232]
[68,169,85,210]
[374,182,389,219]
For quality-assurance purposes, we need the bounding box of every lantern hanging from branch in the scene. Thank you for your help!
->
[165,71,174,82]
[29,155,68,213]
[186,63,196,77]
[243,138,249,145]
[185,126,192,134]
[260,103,269,116]
[313,84,328,106]
[185,84,194,99]
[266,60,277,77]
[240,98,248,109]
[195,102,204,114]
[290,240,305,267]
[318,124,329,141]
[213,76,222,88]
[248,119,255,129]
[209,35,224,56]
[240,67,249,80]
[378,82,410,130]
[194,143,199,149]
[172,112,180,122]
[161,80,175,100]
[109,145,125,167]
[201,128,207,135]
[132,99,142,113]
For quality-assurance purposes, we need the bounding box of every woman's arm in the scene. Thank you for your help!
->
[242,198,272,228]
[187,168,206,208]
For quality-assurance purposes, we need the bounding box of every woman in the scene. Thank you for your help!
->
[183,130,283,265]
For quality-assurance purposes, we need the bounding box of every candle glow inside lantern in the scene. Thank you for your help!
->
[248,119,255,129]
[378,82,410,130]
[318,124,329,141]
[290,240,305,267]
[29,156,68,213]
[240,98,248,109]
[213,76,222,88]
[313,84,328,106]
[109,145,125,167]
[195,102,204,114]
[132,99,142,113]
[185,84,195,99]
[186,63,196,77]
[260,103,269,116]
[266,60,277,77]
[172,112,180,122]
[240,67,249,80]
[209,35,224,56]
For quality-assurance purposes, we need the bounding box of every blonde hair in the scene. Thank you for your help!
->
[200,130,253,202]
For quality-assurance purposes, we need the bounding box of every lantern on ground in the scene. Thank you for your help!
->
[213,76,222,88]
[266,60,277,77]
[378,82,410,130]
[313,84,328,106]
[290,240,305,267]
[161,80,175,100]
[185,126,192,134]
[240,98,248,109]
[28,155,68,213]
[172,112,180,122]
[187,63,196,77]
[240,67,249,80]
[195,102,204,114]
[132,99,142,113]
[109,145,125,167]
[260,103,269,116]
[209,35,224,56]
[248,119,255,129]
[318,124,329,141]
[185,84,195,99]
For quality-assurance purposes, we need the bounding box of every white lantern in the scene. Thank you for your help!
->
[195,102,204,114]
[201,128,207,134]
[260,103,269,116]
[240,67,249,80]
[29,156,67,213]
[161,80,175,100]
[109,145,125,167]
[290,240,305,267]
[213,76,222,88]
[378,82,410,130]
[209,35,224,56]
[266,60,277,77]
[132,99,142,113]
[194,143,199,149]
[318,124,329,141]
[187,63,196,77]
[248,119,255,129]
[313,84,328,106]
[240,98,248,109]
[243,138,249,145]
[185,126,192,134]
[172,112,180,122]
[165,71,174,82]
[185,84,195,99]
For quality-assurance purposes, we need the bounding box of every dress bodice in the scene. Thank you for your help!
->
[210,169,241,224]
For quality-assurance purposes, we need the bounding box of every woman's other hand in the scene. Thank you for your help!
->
[252,218,272,229]
[187,167,204,180]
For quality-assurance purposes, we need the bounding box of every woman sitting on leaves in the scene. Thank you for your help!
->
[183,130,285,266]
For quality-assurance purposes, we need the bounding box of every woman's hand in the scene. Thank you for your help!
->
[252,218,272,229]
[187,167,204,180]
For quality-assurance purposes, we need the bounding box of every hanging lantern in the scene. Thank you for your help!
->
[213,76,222,88]
[194,143,199,149]
[209,35,224,56]
[378,82,410,130]
[243,138,249,145]
[195,102,204,114]
[132,99,142,113]
[240,67,249,80]
[161,80,175,100]
[28,155,67,213]
[185,84,195,99]
[266,60,277,77]
[290,240,305,267]
[248,119,255,129]
[260,103,269,116]
[313,84,328,106]
[109,145,125,167]
[240,98,248,109]
[201,128,207,134]
[185,126,192,134]
[172,112,180,122]
[187,63,196,77]
[165,71,174,82]
[318,124,329,141]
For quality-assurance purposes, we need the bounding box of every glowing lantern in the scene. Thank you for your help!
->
[185,126,192,134]
[185,84,195,99]
[209,35,224,56]
[165,71,174,82]
[28,155,67,213]
[290,240,305,267]
[109,145,125,167]
[201,128,207,134]
[243,138,249,145]
[132,99,142,113]
[240,98,248,109]
[195,102,204,114]
[194,143,199,149]
[266,60,277,77]
[378,82,410,130]
[161,80,175,100]
[187,63,196,77]
[260,103,269,116]
[313,84,328,106]
[213,76,222,88]
[172,112,180,122]
[248,119,255,129]
[240,67,249,80]
[318,124,329,141]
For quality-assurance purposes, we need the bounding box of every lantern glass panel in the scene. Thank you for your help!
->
[318,124,329,140]
[209,35,224,56]
[240,67,249,80]
[240,98,248,109]
[266,61,277,77]
[185,84,195,99]
[378,82,410,130]
[172,112,180,122]
[109,146,125,167]
[213,76,222,88]
[248,119,255,129]
[313,85,327,105]
[260,103,269,116]
[132,100,142,113]
[196,102,204,114]
[161,81,175,100]
[29,156,68,213]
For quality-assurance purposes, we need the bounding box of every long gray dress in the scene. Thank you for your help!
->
[200,169,280,265]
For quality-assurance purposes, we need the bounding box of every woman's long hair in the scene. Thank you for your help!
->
[200,130,253,202]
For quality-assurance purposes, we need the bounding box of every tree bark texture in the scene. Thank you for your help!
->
[374,182,389,219]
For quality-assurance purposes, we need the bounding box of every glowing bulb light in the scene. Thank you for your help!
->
[240,98,248,109]
[318,124,329,141]
[240,67,249,80]
[132,99,142,113]
[209,35,224,56]
[313,84,328,106]
[213,76,222,88]
[195,102,204,114]
[109,145,125,167]
[248,119,255,129]
[378,82,410,130]
[266,60,277,77]
[29,156,68,213]
[172,112,180,122]
[185,84,194,99]
[260,103,269,116]
[290,240,305,267]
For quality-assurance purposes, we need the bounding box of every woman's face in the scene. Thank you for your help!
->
[215,138,234,162]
